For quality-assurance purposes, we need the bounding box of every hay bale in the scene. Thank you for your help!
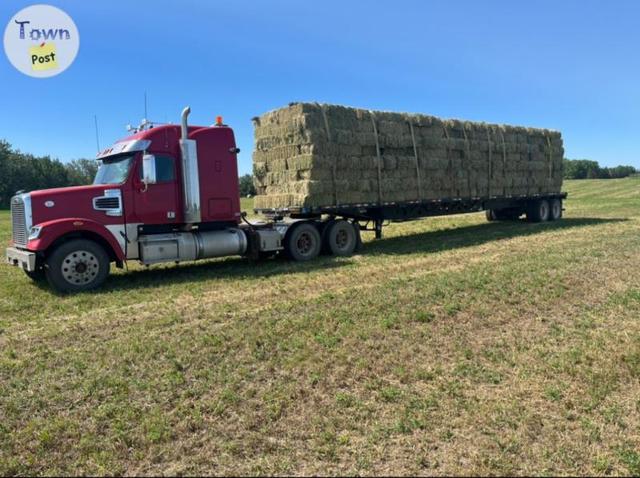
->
[252,103,564,209]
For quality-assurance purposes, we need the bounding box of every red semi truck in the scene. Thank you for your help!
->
[6,107,566,293]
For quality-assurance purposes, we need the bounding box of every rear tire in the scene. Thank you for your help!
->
[285,222,321,262]
[353,222,363,252]
[549,198,563,221]
[324,220,357,256]
[45,239,110,293]
[526,199,550,223]
[486,209,497,222]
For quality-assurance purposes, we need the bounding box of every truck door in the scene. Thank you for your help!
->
[132,154,182,225]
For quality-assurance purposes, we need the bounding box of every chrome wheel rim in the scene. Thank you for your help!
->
[61,250,99,285]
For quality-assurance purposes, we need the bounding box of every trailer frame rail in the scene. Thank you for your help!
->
[255,192,567,221]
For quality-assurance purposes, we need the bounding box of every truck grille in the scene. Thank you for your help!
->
[11,196,27,246]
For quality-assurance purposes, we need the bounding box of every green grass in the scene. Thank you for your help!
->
[1,178,639,475]
[240,196,254,215]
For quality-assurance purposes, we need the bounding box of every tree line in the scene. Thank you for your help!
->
[563,158,637,180]
[0,140,97,208]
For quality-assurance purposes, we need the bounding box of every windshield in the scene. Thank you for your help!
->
[93,154,134,185]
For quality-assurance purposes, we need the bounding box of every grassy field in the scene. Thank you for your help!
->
[1,178,639,475]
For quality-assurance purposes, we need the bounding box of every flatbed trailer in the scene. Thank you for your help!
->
[256,191,568,238]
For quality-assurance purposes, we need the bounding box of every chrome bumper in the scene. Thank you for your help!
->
[6,247,36,271]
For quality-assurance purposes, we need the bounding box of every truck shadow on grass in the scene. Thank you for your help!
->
[99,257,353,293]
[54,216,623,294]
[364,216,626,256]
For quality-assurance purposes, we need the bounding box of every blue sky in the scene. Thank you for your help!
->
[1,0,639,174]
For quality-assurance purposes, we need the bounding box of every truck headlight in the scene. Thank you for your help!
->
[28,225,42,240]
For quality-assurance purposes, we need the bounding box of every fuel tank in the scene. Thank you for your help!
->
[138,228,247,265]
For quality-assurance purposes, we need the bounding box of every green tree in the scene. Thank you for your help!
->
[563,159,601,179]
[65,159,98,185]
[0,140,13,206]
[563,158,637,179]
[239,174,256,197]
[0,140,117,208]
[607,165,637,178]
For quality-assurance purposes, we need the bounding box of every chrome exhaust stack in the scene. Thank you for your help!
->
[179,106,201,225]
[181,106,191,140]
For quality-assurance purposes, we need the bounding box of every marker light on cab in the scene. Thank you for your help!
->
[28,225,42,241]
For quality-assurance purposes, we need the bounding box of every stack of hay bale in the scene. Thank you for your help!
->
[252,103,564,210]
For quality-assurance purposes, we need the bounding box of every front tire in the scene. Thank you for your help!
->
[45,239,110,293]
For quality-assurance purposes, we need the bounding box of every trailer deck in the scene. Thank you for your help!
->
[255,192,568,238]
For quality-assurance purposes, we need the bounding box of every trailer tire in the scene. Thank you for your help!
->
[45,239,110,293]
[285,222,321,262]
[486,209,497,222]
[325,220,357,256]
[526,199,550,223]
[549,198,563,221]
[320,219,336,255]
[353,222,363,252]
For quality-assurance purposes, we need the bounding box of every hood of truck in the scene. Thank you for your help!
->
[29,184,124,226]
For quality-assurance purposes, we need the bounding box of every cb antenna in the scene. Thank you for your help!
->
[94,115,100,152]
[144,91,148,121]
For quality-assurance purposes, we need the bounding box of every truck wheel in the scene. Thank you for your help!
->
[353,222,363,252]
[285,222,321,262]
[526,199,550,223]
[549,198,563,221]
[320,219,336,255]
[486,209,497,222]
[45,239,110,293]
[325,220,357,256]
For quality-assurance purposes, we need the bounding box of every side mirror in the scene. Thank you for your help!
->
[142,154,157,186]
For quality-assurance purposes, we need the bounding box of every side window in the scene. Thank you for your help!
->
[155,155,175,182]
[139,155,175,183]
